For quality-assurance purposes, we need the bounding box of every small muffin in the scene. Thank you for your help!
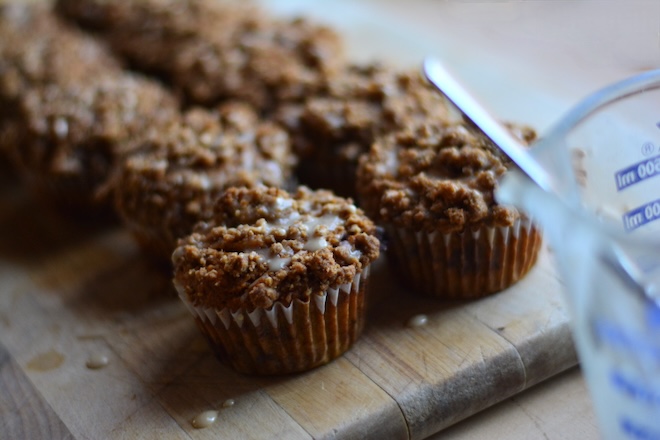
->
[276,64,454,198]
[357,122,541,299]
[9,73,178,212]
[56,0,262,77]
[0,3,125,185]
[56,0,344,112]
[172,186,380,375]
[172,16,343,111]
[114,103,296,262]
[0,4,121,104]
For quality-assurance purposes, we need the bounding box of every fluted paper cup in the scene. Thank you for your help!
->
[175,267,371,375]
[387,218,541,299]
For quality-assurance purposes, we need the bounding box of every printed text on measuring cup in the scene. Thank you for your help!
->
[615,154,660,191]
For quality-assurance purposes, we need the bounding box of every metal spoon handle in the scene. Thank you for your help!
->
[423,57,554,193]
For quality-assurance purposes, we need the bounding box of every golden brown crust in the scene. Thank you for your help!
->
[357,122,537,233]
[173,186,380,311]
[114,103,297,260]
[56,0,344,111]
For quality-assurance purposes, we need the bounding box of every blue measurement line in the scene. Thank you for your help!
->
[623,198,660,231]
[615,155,660,191]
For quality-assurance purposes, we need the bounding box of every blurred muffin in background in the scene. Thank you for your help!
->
[276,64,454,199]
[114,102,296,263]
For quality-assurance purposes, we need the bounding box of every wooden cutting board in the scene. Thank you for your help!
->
[0,177,576,440]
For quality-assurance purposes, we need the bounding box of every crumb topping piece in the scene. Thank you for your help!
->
[357,122,537,232]
[173,186,380,311]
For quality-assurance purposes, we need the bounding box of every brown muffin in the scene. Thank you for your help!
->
[0,4,120,104]
[56,0,344,112]
[0,3,124,182]
[275,64,454,198]
[56,0,261,76]
[357,122,541,299]
[173,186,380,375]
[0,3,180,211]
[114,102,297,263]
[8,73,178,211]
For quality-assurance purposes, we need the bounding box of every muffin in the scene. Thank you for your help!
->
[0,3,179,211]
[172,186,380,375]
[0,3,126,190]
[56,0,344,112]
[10,73,178,211]
[114,102,296,263]
[276,64,454,198]
[357,122,541,299]
[56,0,262,77]
[0,4,120,105]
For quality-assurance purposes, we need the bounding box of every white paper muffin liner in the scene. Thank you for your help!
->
[176,266,371,375]
[387,217,541,299]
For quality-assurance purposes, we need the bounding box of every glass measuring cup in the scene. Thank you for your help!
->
[496,69,660,440]
[424,58,660,438]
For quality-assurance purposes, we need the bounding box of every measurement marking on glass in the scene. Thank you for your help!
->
[623,198,660,231]
[615,154,660,191]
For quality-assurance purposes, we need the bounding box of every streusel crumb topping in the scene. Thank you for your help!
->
[357,122,536,232]
[173,186,380,311]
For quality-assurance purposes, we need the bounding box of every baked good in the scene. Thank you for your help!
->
[0,3,125,189]
[56,0,344,112]
[172,186,380,375]
[276,64,453,198]
[357,122,541,299]
[56,0,261,76]
[10,73,178,211]
[0,3,179,211]
[114,103,296,262]
[0,4,120,105]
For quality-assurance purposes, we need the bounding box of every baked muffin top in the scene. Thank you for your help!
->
[57,0,344,112]
[114,103,296,253]
[14,73,177,191]
[173,186,380,311]
[4,73,178,206]
[276,64,454,162]
[357,122,537,233]
[172,15,343,111]
[0,4,120,103]
[56,0,263,75]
